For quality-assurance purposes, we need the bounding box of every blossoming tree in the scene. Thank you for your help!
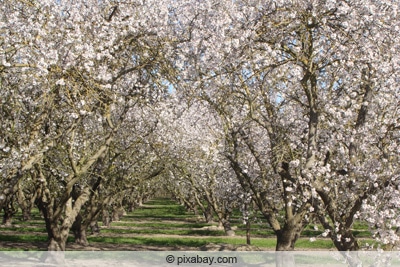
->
[1,0,176,251]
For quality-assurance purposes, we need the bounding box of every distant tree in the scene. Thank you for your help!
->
[157,97,245,235]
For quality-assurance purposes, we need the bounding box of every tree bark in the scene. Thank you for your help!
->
[71,214,89,246]
[314,196,362,266]
[74,228,89,246]
[36,182,92,251]
[246,219,251,245]
[273,214,306,267]
[221,215,235,236]
[16,183,35,221]
[37,200,68,252]
[102,209,112,227]
[71,175,103,246]
[2,197,17,226]
[90,220,100,235]
[203,204,214,223]
[2,207,14,226]
[274,228,301,267]
[275,224,303,251]
[112,204,126,221]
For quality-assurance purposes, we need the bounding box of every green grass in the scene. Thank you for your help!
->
[87,235,336,250]
[0,234,76,243]
[100,228,227,236]
[0,234,48,243]
[0,227,47,233]
[87,235,278,248]
[125,199,190,219]
[0,198,379,251]
[106,221,212,228]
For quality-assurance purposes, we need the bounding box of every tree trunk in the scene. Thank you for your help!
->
[333,231,361,267]
[137,196,143,207]
[71,214,89,246]
[112,205,125,221]
[2,199,17,226]
[47,236,66,251]
[22,209,32,221]
[275,229,298,251]
[73,207,102,245]
[220,213,235,236]
[90,220,100,235]
[222,220,235,236]
[43,239,66,265]
[73,227,89,247]
[84,206,102,236]
[246,219,251,245]
[204,204,214,223]
[192,206,199,216]
[102,209,112,227]
[333,231,359,251]
[127,202,136,212]
[17,182,36,221]
[315,190,363,259]
[38,203,70,252]
[36,183,92,252]
[274,223,304,267]
[2,208,13,226]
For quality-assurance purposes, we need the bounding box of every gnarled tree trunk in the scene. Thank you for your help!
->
[36,180,92,251]
[275,228,300,267]
[220,214,235,236]
[102,209,112,227]
[71,214,89,246]
[2,196,17,226]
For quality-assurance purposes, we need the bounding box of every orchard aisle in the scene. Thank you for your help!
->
[84,198,274,251]
[0,198,268,251]
[0,198,341,251]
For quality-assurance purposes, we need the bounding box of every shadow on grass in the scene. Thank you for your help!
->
[108,222,214,229]
[100,228,227,236]
[0,234,76,244]
[0,227,47,233]
[87,235,280,248]
[0,234,48,243]
[88,236,209,247]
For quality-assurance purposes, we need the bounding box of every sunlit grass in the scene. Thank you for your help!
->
[0,234,48,243]
[106,221,213,228]
[0,198,377,251]
[99,228,227,236]
[88,235,277,248]
[87,235,338,250]
[0,227,47,233]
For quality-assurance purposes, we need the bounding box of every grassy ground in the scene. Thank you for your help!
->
[0,198,376,251]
